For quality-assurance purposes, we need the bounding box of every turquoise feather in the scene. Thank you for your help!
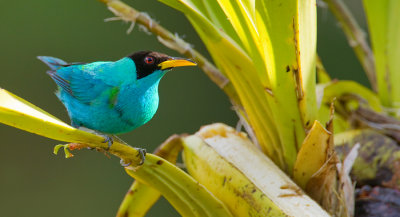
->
[37,51,195,135]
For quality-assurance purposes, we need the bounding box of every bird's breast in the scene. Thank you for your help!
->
[115,83,160,130]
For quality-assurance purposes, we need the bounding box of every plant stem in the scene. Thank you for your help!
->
[99,0,241,104]
[323,0,376,91]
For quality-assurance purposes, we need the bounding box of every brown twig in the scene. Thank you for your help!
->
[99,0,242,104]
[323,0,376,91]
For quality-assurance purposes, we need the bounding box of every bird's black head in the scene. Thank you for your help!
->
[128,51,197,79]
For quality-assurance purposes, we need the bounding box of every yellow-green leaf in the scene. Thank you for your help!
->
[116,181,160,217]
[182,123,330,217]
[321,80,382,112]
[117,135,183,217]
[160,0,286,168]
[125,154,233,217]
[363,0,400,111]
[293,121,331,188]
[0,88,104,145]
[254,0,318,171]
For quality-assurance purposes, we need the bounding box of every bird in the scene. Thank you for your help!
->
[38,51,196,164]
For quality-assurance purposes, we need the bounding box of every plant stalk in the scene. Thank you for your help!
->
[99,0,241,105]
[323,0,376,91]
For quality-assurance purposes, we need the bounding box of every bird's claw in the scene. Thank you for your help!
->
[120,159,131,167]
[136,148,147,165]
[102,135,114,149]
[119,148,146,167]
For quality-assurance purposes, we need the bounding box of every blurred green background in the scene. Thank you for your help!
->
[0,0,369,216]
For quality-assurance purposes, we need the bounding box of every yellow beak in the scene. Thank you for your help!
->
[158,58,197,70]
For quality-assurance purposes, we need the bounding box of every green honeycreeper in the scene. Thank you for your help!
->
[38,51,196,160]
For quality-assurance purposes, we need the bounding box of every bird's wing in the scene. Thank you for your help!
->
[49,62,116,104]
[37,56,86,70]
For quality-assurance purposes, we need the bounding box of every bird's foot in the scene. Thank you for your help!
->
[102,135,114,150]
[119,148,146,167]
[136,148,147,165]
[120,159,131,167]
[76,127,114,149]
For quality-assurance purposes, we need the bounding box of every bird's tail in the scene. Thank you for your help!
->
[37,56,67,70]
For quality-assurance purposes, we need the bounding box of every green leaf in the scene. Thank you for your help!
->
[159,0,319,173]
[199,0,243,46]
[183,123,330,217]
[117,181,160,217]
[0,88,232,217]
[160,0,286,168]
[0,88,147,165]
[363,0,400,111]
[321,80,382,112]
[0,88,103,145]
[117,135,183,217]
[254,0,318,171]
[216,0,266,83]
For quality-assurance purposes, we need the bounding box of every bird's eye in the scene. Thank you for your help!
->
[144,56,155,65]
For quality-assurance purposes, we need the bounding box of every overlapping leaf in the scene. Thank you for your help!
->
[160,0,318,173]
[363,0,400,111]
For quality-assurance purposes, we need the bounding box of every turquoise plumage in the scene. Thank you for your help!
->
[38,51,196,136]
